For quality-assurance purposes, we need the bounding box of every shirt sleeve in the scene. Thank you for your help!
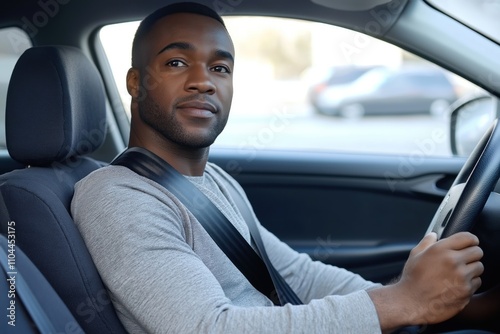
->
[72,166,382,334]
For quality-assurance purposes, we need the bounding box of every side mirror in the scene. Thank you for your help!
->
[450,94,499,157]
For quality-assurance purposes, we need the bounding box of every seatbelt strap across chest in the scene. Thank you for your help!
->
[111,147,302,306]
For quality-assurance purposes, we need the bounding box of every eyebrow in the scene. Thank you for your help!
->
[157,41,234,63]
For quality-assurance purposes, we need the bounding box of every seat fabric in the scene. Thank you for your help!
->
[0,45,127,333]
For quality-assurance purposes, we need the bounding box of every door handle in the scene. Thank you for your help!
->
[410,174,450,198]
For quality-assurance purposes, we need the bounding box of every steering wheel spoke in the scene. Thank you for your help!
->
[426,119,500,239]
[427,183,465,237]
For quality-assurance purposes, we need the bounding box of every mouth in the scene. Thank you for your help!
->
[176,101,217,118]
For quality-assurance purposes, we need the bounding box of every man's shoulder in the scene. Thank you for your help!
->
[77,164,132,186]
[74,164,149,199]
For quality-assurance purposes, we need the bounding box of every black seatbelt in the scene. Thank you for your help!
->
[112,147,302,306]
[224,180,304,306]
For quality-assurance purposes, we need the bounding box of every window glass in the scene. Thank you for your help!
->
[0,28,32,149]
[99,16,485,156]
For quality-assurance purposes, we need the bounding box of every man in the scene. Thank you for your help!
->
[71,3,496,333]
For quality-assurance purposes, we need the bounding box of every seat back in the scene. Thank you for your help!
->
[0,46,126,333]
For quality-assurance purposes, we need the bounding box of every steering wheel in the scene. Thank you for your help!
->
[427,119,500,239]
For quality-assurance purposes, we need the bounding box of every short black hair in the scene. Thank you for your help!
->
[131,2,226,68]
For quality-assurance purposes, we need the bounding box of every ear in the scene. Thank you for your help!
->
[126,67,140,99]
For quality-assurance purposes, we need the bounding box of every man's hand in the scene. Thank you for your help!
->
[368,232,484,332]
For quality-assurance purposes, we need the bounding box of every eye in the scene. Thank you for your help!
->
[166,60,187,67]
[211,65,231,74]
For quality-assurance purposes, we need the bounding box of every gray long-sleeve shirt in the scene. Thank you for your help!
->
[71,163,382,333]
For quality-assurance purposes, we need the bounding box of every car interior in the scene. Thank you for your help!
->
[1,0,500,333]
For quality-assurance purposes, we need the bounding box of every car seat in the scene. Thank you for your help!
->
[0,46,127,333]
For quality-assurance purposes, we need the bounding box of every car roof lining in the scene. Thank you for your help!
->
[0,0,407,40]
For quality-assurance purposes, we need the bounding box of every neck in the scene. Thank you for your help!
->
[128,132,210,177]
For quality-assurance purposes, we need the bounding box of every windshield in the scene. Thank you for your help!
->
[427,0,500,44]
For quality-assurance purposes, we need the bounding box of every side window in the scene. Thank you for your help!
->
[0,28,32,150]
[99,17,485,157]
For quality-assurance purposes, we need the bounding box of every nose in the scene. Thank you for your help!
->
[185,65,216,94]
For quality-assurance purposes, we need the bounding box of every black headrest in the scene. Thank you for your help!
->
[6,46,106,166]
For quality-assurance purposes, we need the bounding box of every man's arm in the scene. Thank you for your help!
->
[259,224,381,302]
[261,220,484,332]
[218,164,486,332]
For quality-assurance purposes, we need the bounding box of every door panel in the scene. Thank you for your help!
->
[210,148,465,283]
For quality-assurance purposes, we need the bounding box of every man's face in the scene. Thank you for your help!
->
[133,13,234,149]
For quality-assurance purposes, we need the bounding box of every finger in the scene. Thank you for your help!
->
[457,245,484,264]
[466,260,484,279]
[471,276,482,294]
[413,232,437,253]
[440,232,479,250]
